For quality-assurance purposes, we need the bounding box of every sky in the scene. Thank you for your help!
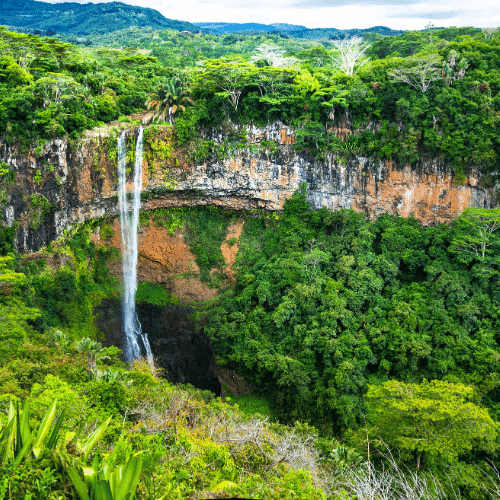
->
[42,0,500,30]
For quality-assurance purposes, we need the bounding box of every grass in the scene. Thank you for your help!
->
[135,282,179,306]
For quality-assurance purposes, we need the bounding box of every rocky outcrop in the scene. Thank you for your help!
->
[0,122,496,253]
[100,219,220,303]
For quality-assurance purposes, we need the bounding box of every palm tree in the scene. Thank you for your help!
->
[143,77,194,125]
[75,337,110,375]
[442,63,454,86]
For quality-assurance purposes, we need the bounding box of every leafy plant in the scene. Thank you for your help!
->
[0,399,65,467]
[33,169,43,184]
[67,453,143,500]
[27,194,56,230]
[76,338,111,375]
[0,161,16,184]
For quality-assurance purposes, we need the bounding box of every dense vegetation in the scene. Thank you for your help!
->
[172,26,498,182]
[2,199,500,498]
[5,224,333,499]
[205,190,500,480]
[191,22,404,39]
[1,17,500,500]
[192,21,308,33]
[0,0,196,35]
[1,24,498,182]
[0,26,171,143]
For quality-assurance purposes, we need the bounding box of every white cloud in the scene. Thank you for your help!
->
[41,0,500,29]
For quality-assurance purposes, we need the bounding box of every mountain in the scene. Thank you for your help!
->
[193,21,403,39]
[289,25,405,39]
[0,0,404,39]
[192,22,308,33]
[0,0,196,35]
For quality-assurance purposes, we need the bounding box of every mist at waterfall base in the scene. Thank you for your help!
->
[117,128,154,367]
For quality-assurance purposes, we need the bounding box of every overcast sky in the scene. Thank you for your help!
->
[43,0,500,30]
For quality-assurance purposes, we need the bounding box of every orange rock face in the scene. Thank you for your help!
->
[97,216,243,303]
[350,160,491,224]
[220,219,244,283]
[0,123,496,254]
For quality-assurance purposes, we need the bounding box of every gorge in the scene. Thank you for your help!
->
[2,20,500,498]
[0,120,498,395]
[0,121,496,254]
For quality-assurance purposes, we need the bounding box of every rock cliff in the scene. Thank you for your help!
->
[3,121,496,396]
[0,122,496,254]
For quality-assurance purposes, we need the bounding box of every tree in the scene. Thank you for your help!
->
[388,56,442,93]
[253,67,293,96]
[482,27,499,41]
[442,50,469,85]
[250,44,298,68]
[366,380,497,469]
[0,56,33,87]
[76,337,110,375]
[0,255,26,294]
[425,21,436,43]
[449,207,500,267]
[34,73,83,108]
[455,57,469,79]
[313,83,350,121]
[143,77,194,125]
[0,27,72,70]
[200,59,252,111]
[0,256,40,364]
[330,37,370,76]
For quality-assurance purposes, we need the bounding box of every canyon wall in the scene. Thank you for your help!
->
[0,122,496,253]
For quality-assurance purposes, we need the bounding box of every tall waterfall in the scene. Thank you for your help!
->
[117,128,154,366]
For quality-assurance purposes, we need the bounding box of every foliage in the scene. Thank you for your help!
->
[330,36,371,76]
[388,55,443,93]
[0,399,65,467]
[67,453,142,500]
[205,196,500,440]
[27,194,56,230]
[0,24,499,175]
[76,338,111,375]
[449,207,500,268]
[250,44,298,68]
[0,161,16,184]
[0,27,170,143]
[0,256,40,364]
[1,1,196,35]
[136,282,179,306]
[143,77,194,125]
[30,374,86,420]
[0,396,116,498]
[366,380,497,467]
[2,18,500,500]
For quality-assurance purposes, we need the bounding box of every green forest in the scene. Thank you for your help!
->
[1,24,499,179]
[1,20,500,499]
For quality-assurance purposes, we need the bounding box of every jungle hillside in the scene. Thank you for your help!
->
[0,14,500,500]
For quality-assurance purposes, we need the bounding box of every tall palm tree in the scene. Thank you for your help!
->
[143,77,194,125]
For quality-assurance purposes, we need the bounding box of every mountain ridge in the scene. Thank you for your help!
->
[0,0,196,35]
[192,21,308,32]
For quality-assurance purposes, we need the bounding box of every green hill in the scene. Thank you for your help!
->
[193,21,404,39]
[0,0,196,35]
[193,21,308,33]
[289,25,405,39]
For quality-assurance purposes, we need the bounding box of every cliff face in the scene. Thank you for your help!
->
[0,122,496,253]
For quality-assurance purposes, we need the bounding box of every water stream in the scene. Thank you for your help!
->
[117,128,154,366]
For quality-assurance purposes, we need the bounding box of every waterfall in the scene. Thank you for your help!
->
[117,127,154,367]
